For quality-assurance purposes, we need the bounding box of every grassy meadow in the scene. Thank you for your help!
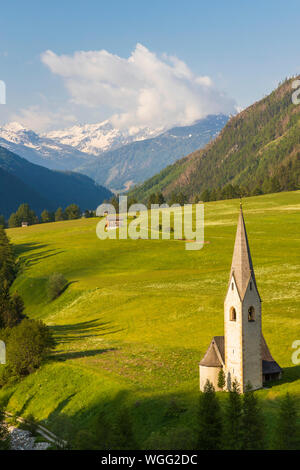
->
[0,190,299,448]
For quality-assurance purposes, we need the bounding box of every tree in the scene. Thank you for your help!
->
[55,207,65,221]
[127,197,137,208]
[147,193,157,209]
[0,408,10,449]
[169,191,187,206]
[0,286,26,329]
[274,393,300,450]
[47,273,68,300]
[156,192,165,205]
[16,203,36,225]
[198,380,223,450]
[223,379,243,449]
[0,227,16,286]
[64,204,81,220]
[95,407,138,450]
[241,383,264,449]
[8,213,19,228]
[0,215,5,228]
[83,209,92,218]
[217,368,226,390]
[200,189,211,202]
[41,209,54,223]
[5,318,55,377]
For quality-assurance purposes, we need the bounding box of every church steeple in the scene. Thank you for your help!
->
[230,206,259,300]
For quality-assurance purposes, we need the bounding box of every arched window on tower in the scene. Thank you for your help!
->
[248,306,255,322]
[230,307,236,321]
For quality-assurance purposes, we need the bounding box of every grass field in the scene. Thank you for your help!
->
[0,191,299,448]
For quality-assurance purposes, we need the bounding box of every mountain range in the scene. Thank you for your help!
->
[0,146,112,219]
[0,115,229,192]
[129,77,300,202]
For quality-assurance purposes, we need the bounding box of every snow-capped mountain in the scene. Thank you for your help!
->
[76,114,230,191]
[44,120,164,155]
[0,115,229,191]
[0,122,97,170]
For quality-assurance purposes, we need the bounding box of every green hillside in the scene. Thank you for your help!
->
[0,191,299,448]
[129,77,300,202]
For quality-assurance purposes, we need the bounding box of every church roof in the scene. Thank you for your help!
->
[261,335,282,374]
[200,335,282,374]
[230,207,260,300]
[199,336,225,367]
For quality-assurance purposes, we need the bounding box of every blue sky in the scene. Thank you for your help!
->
[0,0,299,131]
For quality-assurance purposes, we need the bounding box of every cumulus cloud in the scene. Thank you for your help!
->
[9,106,76,133]
[41,43,236,131]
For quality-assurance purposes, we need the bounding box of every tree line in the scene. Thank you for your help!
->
[70,376,300,450]
[143,163,299,207]
[0,203,96,228]
[196,379,300,450]
[0,226,55,448]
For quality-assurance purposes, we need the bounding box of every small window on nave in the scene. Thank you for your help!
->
[230,307,236,321]
[248,306,255,322]
[231,282,234,290]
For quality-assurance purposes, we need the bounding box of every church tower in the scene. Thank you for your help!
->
[199,205,281,392]
[224,205,262,391]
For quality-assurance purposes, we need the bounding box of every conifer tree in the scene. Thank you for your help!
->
[223,379,243,450]
[217,368,226,390]
[55,207,65,221]
[198,380,223,450]
[274,393,300,450]
[241,383,264,449]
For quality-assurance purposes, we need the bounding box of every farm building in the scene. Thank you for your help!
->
[105,215,124,230]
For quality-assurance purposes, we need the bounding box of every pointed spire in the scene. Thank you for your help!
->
[230,206,258,299]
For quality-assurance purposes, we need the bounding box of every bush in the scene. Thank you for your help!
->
[47,273,67,300]
[4,319,55,377]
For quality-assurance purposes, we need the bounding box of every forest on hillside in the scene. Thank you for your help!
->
[129,77,300,203]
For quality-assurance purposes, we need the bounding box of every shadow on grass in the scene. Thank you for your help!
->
[52,348,117,361]
[278,365,300,385]
[49,319,124,344]
[14,242,64,268]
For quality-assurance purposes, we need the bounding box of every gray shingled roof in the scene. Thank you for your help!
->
[200,334,282,375]
[199,336,225,367]
[230,208,260,301]
[261,335,282,374]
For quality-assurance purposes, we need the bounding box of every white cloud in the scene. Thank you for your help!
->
[9,106,77,133]
[41,43,236,131]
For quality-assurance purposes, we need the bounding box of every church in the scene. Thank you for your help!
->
[199,206,282,392]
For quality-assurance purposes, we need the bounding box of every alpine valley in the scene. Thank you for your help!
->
[0,115,229,192]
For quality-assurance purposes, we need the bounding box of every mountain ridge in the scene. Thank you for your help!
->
[128,77,300,202]
[0,115,229,192]
[0,146,112,218]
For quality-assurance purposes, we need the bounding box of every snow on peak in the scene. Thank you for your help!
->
[3,121,26,132]
[44,119,164,155]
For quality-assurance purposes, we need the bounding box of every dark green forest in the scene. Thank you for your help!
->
[129,77,300,203]
[0,146,112,218]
